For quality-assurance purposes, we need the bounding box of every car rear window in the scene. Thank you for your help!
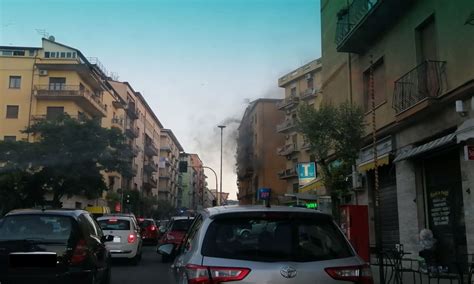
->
[0,215,74,241]
[202,212,353,262]
[140,220,154,228]
[98,218,130,230]
[170,219,193,231]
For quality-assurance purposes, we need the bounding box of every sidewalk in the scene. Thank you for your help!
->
[370,265,470,284]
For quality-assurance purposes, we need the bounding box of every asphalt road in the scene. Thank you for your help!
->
[111,245,175,284]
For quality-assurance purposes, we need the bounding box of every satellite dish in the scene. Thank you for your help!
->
[48,35,55,42]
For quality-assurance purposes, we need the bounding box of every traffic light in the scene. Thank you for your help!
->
[179,161,188,173]
[125,194,131,204]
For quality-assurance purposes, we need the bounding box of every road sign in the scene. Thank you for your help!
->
[464,145,474,161]
[257,188,271,201]
[298,162,316,186]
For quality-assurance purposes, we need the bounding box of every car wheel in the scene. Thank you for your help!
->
[241,230,250,239]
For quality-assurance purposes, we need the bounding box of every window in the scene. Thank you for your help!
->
[13,50,25,56]
[0,215,74,241]
[60,52,66,58]
[290,87,296,96]
[292,183,299,193]
[4,136,16,142]
[51,52,56,58]
[416,15,437,63]
[28,50,35,56]
[9,76,21,89]
[201,212,353,262]
[46,106,64,120]
[6,105,19,118]
[1,50,13,56]
[66,52,72,58]
[307,77,314,89]
[363,58,386,111]
[45,51,50,58]
[49,77,66,90]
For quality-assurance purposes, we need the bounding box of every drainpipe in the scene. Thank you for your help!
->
[27,51,39,142]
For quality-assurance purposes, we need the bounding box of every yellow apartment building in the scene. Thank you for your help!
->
[322,0,474,264]
[159,129,184,206]
[276,59,323,197]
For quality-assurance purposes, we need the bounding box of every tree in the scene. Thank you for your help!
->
[0,114,132,209]
[297,102,365,218]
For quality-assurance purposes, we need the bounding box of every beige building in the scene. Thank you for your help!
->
[322,0,474,265]
[159,129,184,206]
[236,99,287,205]
[276,59,323,196]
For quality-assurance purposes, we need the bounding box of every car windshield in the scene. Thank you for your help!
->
[98,218,131,231]
[202,212,353,262]
[0,215,73,241]
[170,219,193,232]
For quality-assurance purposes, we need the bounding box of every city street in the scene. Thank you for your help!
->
[111,246,175,284]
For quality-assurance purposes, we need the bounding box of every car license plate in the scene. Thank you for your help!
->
[113,236,121,243]
[9,252,57,268]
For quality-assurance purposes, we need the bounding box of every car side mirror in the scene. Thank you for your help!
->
[158,243,175,256]
[101,235,114,243]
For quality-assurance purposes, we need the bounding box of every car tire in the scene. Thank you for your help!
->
[241,230,250,239]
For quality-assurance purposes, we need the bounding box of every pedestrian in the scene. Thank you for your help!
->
[418,229,438,273]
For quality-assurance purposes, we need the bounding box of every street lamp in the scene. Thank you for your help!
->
[217,125,226,205]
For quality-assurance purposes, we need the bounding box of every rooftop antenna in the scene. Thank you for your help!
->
[35,29,49,38]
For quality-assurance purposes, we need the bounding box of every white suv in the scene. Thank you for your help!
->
[97,215,143,265]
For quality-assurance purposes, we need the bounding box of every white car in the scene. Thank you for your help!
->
[97,215,143,265]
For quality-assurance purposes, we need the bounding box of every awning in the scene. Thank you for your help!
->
[357,153,390,172]
[299,178,325,194]
[393,133,456,162]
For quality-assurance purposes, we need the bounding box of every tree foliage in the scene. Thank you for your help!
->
[0,115,132,212]
[297,102,365,216]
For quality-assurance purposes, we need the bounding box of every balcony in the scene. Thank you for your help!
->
[160,144,172,152]
[144,142,159,157]
[393,61,447,116]
[159,169,170,179]
[125,126,139,139]
[300,88,318,100]
[335,0,414,53]
[301,141,311,151]
[277,143,298,156]
[112,101,125,109]
[144,162,158,173]
[144,176,158,188]
[131,164,138,176]
[277,95,299,110]
[111,117,124,129]
[126,105,139,120]
[276,119,296,133]
[131,145,140,157]
[278,168,298,180]
[34,85,107,117]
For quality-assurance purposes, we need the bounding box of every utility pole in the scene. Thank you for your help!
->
[218,125,226,205]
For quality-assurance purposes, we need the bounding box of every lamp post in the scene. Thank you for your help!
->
[217,125,226,205]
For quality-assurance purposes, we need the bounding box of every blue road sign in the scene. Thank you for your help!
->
[298,162,316,186]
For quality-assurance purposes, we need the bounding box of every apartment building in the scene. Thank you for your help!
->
[0,38,123,208]
[322,0,474,265]
[159,129,183,206]
[178,153,193,209]
[189,153,205,209]
[236,99,287,205]
[276,59,323,196]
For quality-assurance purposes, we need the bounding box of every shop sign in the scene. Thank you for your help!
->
[429,190,450,226]
[464,145,474,161]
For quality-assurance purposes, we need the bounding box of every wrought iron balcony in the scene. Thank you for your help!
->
[277,95,299,110]
[34,85,107,117]
[144,176,158,188]
[111,117,124,129]
[335,0,413,53]
[276,119,296,133]
[159,169,170,179]
[144,141,159,157]
[126,105,139,120]
[278,168,298,180]
[125,126,139,139]
[144,162,158,173]
[393,61,447,114]
[300,88,318,100]
[277,143,298,156]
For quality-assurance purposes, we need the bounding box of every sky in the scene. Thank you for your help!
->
[0,0,321,199]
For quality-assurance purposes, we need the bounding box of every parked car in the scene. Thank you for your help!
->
[158,216,194,262]
[0,208,113,284]
[97,215,143,265]
[159,206,373,284]
[138,218,159,245]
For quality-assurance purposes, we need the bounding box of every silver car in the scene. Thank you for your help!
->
[159,205,373,284]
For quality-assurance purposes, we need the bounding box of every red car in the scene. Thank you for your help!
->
[138,218,159,245]
[158,216,194,262]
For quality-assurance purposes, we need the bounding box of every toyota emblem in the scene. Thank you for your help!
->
[280,266,297,279]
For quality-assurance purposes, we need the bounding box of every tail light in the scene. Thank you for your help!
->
[325,264,373,284]
[71,239,88,265]
[185,264,250,284]
[128,234,136,243]
[150,225,156,231]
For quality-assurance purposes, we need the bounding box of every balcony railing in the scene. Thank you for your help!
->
[131,145,140,157]
[126,105,139,120]
[300,88,318,100]
[34,85,107,116]
[144,141,159,157]
[278,168,298,180]
[111,117,124,129]
[277,143,297,156]
[276,119,296,133]
[125,126,139,139]
[277,95,299,110]
[393,61,447,114]
[144,162,158,173]
[145,176,158,187]
[160,144,172,152]
[335,0,376,46]
[131,164,138,176]
[159,169,170,179]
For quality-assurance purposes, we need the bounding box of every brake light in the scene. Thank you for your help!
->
[150,225,156,231]
[185,264,250,284]
[108,218,118,223]
[71,239,88,265]
[128,234,136,243]
[325,264,373,284]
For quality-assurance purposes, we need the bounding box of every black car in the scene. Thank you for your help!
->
[0,209,113,284]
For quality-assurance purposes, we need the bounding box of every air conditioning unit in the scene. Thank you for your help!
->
[305,73,312,80]
[39,70,48,76]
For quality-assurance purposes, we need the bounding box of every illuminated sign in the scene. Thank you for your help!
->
[306,202,318,209]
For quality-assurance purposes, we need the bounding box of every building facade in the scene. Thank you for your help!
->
[236,99,287,205]
[321,0,474,266]
[158,129,183,206]
[189,153,205,209]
